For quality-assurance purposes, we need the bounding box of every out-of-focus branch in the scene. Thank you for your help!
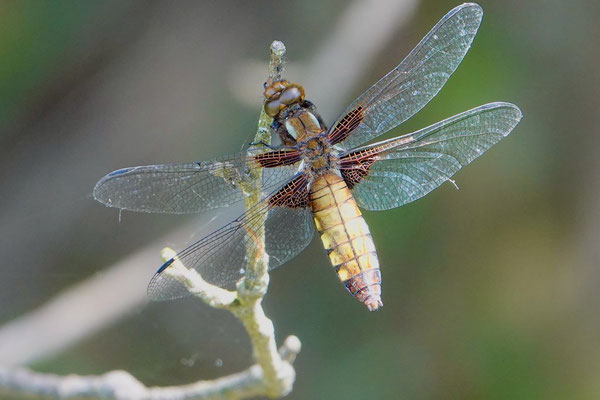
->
[0,336,301,400]
[0,245,153,366]
[230,0,420,119]
[0,0,419,368]
[0,40,299,400]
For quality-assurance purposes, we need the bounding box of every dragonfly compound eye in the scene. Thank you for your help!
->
[279,86,305,106]
[264,99,282,117]
[263,80,290,101]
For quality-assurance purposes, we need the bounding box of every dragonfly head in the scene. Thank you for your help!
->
[263,80,305,117]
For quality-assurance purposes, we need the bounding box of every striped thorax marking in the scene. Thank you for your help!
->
[285,111,322,142]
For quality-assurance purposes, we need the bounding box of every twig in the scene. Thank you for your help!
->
[229,0,420,118]
[0,336,301,400]
[228,41,291,393]
[0,41,299,400]
[0,0,418,367]
[162,40,295,397]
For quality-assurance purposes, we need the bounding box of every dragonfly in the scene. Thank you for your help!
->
[94,3,521,311]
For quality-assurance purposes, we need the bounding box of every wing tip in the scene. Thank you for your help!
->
[108,167,133,177]
[477,102,523,138]
[458,3,484,14]
[147,258,193,302]
[451,3,484,20]
[439,3,484,34]
[92,168,133,206]
[156,258,175,274]
[92,177,111,206]
[486,101,523,122]
[146,260,173,302]
[509,104,524,123]
[146,275,160,301]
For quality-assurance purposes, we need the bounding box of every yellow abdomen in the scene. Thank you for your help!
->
[309,173,382,310]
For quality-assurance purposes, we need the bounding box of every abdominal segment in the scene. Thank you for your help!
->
[309,173,383,310]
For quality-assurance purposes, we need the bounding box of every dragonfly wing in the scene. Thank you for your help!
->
[329,3,483,149]
[93,151,299,214]
[340,103,522,211]
[147,174,315,301]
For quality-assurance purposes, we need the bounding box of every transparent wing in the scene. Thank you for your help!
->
[329,3,483,150]
[147,175,315,301]
[340,103,522,211]
[93,151,298,214]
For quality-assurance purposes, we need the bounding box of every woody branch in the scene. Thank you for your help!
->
[0,40,300,400]
[0,0,416,368]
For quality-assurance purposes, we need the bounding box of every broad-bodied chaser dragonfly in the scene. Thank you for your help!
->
[94,3,521,310]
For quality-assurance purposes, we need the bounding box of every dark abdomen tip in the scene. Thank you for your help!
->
[344,269,383,311]
[365,298,383,311]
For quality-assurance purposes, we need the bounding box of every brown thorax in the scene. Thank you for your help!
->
[300,136,333,172]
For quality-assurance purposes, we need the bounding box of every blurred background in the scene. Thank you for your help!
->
[1,0,599,398]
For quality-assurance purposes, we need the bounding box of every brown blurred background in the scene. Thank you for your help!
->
[1,0,599,398]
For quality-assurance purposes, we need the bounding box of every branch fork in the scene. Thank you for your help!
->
[154,39,299,398]
[1,40,300,400]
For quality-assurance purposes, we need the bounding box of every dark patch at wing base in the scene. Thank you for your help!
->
[339,147,387,188]
[345,103,523,211]
[253,150,301,168]
[268,174,309,208]
[341,158,377,189]
[327,4,484,150]
[93,153,298,214]
[147,173,315,301]
[328,105,364,145]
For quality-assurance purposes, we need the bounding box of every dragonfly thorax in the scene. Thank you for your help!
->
[264,80,328,146]
[299,134,334,173]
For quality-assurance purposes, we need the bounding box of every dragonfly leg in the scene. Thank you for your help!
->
[249,140,281,149]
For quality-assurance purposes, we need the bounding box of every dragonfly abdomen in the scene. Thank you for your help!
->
[309,173,382,311]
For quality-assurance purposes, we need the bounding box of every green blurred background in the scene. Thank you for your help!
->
[1,0,599,399]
